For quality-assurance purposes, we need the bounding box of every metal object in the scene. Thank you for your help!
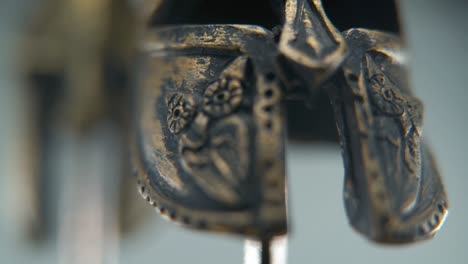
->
[244,236,287,264]
[135,0,448,247]
[134,24,287,238]
[327,28,448,243]
[18,0,147,241]
[16,0,449,263]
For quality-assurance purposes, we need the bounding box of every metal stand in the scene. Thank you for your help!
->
[244,236,287,264]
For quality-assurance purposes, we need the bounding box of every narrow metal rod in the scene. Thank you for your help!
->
[244,236,287,264]
[260,239,271,264]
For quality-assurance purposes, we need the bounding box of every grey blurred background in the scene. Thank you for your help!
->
[0,0,467,263]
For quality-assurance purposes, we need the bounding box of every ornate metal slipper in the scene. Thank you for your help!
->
[133,0,449,248]
[327,28,448,243]
[133,25,287,239]
[270,0,449,244]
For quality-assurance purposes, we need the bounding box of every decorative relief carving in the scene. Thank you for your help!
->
[365,54,424,175]
[166,93,196,134]
[179,115,250,205]
[164,57,251,206]
[132,3,448,243]
[330,29,448,243]
[203,78,244,117]
[368,73,405,116]
[133,24,289,239]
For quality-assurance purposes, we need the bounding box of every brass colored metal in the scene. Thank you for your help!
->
[134,25,287,239]
[278,0,347,89]
[18,0,449,261]
[327,29,448,243]
[134,0,448,246]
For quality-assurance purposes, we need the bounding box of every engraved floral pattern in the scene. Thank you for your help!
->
[369,73,405,115]
[203,78,243,117]
[167,93,196,134]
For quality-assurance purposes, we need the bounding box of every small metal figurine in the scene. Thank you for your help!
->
[19,0,448,263]
[134,0,448,258]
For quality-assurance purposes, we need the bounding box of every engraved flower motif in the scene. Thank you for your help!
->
[203,78,243,117]
[167,93,196,134]
[369,73,405,115]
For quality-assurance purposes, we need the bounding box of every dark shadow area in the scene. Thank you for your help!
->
[323,0,400,33]
[286,90,338,143]
[151,0,280,29]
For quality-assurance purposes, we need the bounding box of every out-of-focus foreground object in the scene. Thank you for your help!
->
[17,0,149,247]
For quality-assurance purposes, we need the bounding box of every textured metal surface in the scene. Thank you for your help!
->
[278,0,347,89]
[17,0,449,258]
[134,0,449,245]
[134,25,287,239]
[327,29,448,243]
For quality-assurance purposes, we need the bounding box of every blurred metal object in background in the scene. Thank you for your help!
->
[17,0,149,250]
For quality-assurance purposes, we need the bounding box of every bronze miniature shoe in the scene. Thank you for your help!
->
[327,29,448,243]
[133,25,287,239]
[133,0,448,246]
[274,0,448,243]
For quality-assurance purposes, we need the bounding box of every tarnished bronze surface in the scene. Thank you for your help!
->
[134,0,449,245]
[278,0,347,89]
[327,29,448,243]
[134,25,287,238]
[19,0,449,258]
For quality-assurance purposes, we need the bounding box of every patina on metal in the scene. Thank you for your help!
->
[134,24,287,238]
[327,29,448,243]
[18,0,449,263]
[134,0,448,247]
